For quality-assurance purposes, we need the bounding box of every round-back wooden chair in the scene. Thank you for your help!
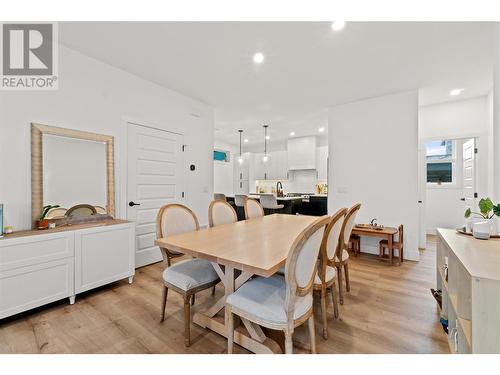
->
[244,198,264,219]
[314,208,347,339]
[208,199,238,227]
[334,203,361,304]
[156,203,220,347]
[226,215,331,354]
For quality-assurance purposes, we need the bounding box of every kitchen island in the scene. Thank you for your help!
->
[226,194,327,216]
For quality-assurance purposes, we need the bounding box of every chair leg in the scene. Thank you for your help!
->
[183,295,191,347]
[330,284,339,319]
[226,305,234,354]
[212,285,216,295]
[284,330,294,354]
[191,294,195,306]
[344,263,350,292]
[160,285,168,322]
[337,265,344,305]
[308,315,316,354]
[320,287,328,339]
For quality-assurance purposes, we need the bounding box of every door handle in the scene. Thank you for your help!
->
[460,198,466,201]
[129,201,141,207]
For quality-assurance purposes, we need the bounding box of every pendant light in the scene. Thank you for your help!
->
[237,129,244,164]
[262,125,269,163]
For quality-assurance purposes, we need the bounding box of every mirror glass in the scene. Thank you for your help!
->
[42,134,107,210]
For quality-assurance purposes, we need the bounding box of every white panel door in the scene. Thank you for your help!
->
[462,138,476,214]
[127,123,184,268]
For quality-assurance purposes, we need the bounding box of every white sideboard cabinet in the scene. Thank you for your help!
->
[0,219,135,320]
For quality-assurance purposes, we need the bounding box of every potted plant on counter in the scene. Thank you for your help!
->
[464,198,500,238]
[36,204,60,230]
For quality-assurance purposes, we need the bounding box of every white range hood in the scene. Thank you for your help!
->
[287,136,317,170]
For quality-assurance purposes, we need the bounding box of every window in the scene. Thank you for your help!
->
[425,140,455,184]
[213,149,230,162]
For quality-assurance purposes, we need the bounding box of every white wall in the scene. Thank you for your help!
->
[328,91,419,260]
[0,45,214,230]
[213,140,236,196]
[419,96,490,234]
[494,24,500,204]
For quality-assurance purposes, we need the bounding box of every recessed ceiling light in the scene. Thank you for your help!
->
[318,127,325,133]
[331,21,346,31]
[265,135,270,140]
[244,138,249,143]
[449,88,464,96]
[290,131,295,136]
[253,52,265,64]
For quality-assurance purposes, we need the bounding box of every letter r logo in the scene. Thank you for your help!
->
[2,24,53,75]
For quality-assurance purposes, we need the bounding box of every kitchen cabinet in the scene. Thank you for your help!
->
[317,146,328,180]
[234,152,250,193]
[252,152,268,180]
[252,151,288,180]
[287,136,317,170]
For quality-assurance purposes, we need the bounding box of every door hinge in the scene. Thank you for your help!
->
[474,147,478,154]
[181,192,185,198]
[474,192,478,198]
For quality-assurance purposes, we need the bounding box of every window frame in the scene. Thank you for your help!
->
[425,139,457,187]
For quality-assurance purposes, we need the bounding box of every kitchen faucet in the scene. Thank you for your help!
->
[276,181,283,197]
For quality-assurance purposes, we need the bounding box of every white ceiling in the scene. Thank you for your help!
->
[59,22,494,147]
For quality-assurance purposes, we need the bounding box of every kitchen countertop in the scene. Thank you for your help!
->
[227,194,327,201]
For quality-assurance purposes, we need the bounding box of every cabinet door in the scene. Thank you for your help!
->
[0,258,74,319]
[253,153,268,180]
[74,224,135,294]
[234,152,250,181]
[266,150,288,180]
[317,146,328,180]
[287,136,317,170]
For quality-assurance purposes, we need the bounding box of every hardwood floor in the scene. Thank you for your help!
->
[0,236,449,354]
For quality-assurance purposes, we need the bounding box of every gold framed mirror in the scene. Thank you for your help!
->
[31,123,115,227]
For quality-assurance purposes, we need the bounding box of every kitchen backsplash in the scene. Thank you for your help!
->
[255,170,327,194]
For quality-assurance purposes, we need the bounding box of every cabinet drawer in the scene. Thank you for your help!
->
[75,224,134,294]
[0,258,74,319]
[0,232,74,271]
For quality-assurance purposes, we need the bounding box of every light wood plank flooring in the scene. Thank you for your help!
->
[0,236,449,354]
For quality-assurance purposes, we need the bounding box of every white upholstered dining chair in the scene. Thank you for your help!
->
[314,208,347,339]
[225,215,330,354]
[156,204,220,347]
[244,198,264,219]
[208,199,238,227]
[334,203,361,305]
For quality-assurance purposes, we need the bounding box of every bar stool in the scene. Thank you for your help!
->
[259,194,284,215]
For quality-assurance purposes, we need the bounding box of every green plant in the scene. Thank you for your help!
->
[464,198,500,220]
[39,204,60,220]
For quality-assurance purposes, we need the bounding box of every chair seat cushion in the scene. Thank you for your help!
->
[226,275,312,325]
[334,249,350,262]
[314,265,336,285]
[163,258,219,291]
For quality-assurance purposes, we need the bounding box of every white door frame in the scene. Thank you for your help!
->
[418,134,480,246]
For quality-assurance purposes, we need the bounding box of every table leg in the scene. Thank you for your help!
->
[192,263,281,353]
[388,234,393,265]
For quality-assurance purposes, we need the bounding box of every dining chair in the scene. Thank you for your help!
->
[260,194,284,214]
[214,193,227,201]
[244,198,264,219]
[226,215,330,354]
[348,234,360,256]
[208,199,238,227]
[156,204,220,347]
[334,203,361,305]
[45,207,67,219]
[314,208,347,339]
[379,224,404,265]
[234,194,248,220]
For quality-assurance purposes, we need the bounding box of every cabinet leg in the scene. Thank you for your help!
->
[69,295,76,305]
[128,275,134,284]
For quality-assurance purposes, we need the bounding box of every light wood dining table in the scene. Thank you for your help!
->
[155,213,322,353]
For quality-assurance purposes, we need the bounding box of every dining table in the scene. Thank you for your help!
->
[351,225,400,264]
[155,213,321,353]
